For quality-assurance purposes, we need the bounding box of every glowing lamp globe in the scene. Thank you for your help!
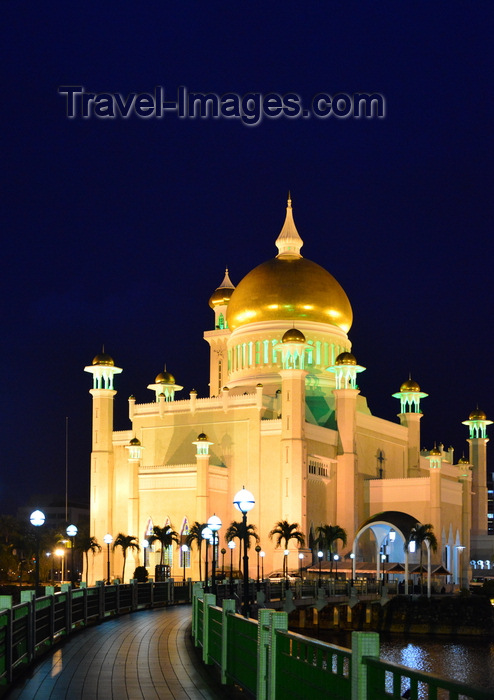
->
[233,488,255,514]
[30,510,45,527]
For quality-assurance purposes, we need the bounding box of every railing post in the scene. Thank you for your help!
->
[131,580,138,611]
[150,580,155,608]
[21,592,35,662]
[202,593,216,664]
[6,607,13,684]
[99,581,105,621]
[351,631,379,700]
[221,599,235,684]
[257,609,273,700]
[61,584,72,635]
[268,611,288,699]
[192,583,203,640]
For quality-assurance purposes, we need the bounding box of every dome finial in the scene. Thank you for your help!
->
[275,194,303,257]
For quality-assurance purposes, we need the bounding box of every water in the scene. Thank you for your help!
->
[311,630,494,693]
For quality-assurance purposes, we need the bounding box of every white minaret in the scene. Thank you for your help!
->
[204,269,235,396]
[392,378,428,477]
[462,409,492,537]
[84,350,122,583]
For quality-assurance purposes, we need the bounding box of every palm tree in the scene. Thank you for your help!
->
[185,522,208,581]
[405,522,438,593]
[226,520,259,573]
[269,521,305,577]
[316,524,347,574]
[148,525,179,565]
[112,533,140,583]
[76,530,102,585]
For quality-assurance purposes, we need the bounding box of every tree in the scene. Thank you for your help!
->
[112,534,140,583]
[405,522,438,594]
[185,522,208,581]
[316,524,347,574]
[76,530,102,585]
[269,520,305,577]
[226,520,259,573]
[148,525,179,565]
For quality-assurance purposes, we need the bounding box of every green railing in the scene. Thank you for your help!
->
[0,579,192,695]
[193,591,492,700]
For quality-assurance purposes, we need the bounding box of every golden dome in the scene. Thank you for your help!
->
[458,456,470,464]
[226,256,352,331]
[155,370,175,384]
[197,432,208,441]
[335,351,357,366]
[282,328,306,343]
[129,437,141,446]
[400,378,421,393]
[469,408,487,421]
[92,352,114,366]
[209,268,235,308]
[429,445,442,456]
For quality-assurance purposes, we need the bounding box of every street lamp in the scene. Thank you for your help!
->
[142,539,149,568]
[284,549,290,586]
[233,487,255,617]
[66,524,78,587]
[228,540,236,595]
[260,550,265,580]
[201,526,212,592]
[54,548,65,583]
[334,554,339,580]
[318,550,324,588]
[299,552,304,579]
[255,545,261,590]
[207,515,222,595]
[30,510,45,594]
[181,544,189,583]
[103,534,113,584]
[221,548,226,577]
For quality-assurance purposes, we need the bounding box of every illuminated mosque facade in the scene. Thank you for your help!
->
[85,198,491,585]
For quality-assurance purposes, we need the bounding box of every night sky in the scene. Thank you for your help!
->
[1,4,493,514]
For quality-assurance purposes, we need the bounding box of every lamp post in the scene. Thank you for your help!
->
[55,548,65,583]
[284,549,290,586]
[201,526,212,592]
[228,540,236,595]
[30,510,45,594]
[207,515,222,595]
[103,534,113,584]
[260,550,265,580]
[181,544,188,583]
[142,539,149,568]
[221,548,226,578]
[318,550,323,588]
[299,552,304,579]
[334,554,339,581]
[233,487,255,617]
[66,524,78,587]
[255,545,261,590]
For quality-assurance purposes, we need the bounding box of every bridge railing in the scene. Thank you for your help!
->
[193,590,492,700]
[0,579,193,692]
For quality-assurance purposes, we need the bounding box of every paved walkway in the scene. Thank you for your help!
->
[5,605,244,700]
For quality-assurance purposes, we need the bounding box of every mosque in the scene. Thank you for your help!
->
[85,198,491,586]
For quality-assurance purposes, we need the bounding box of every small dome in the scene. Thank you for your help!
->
[429,445,442,456]
[458,456,470,464]
[282,328,306,343]
[129,437,141,446]
[469,408,487,421]
[155,370,175,384]
[197,432,208,441]
[335,351,357,366]
[209,268,235,309]
[400,378,421,393]
[92,352,114,366]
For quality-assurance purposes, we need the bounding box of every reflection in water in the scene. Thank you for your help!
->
[313,630,494,693]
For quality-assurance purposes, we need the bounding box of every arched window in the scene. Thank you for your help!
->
[218,313,225,329]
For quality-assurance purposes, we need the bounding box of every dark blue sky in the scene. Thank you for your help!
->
[1,3,493,513]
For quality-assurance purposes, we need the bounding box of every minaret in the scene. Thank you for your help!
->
[457,455,472,587]
[84,350,122,583]
[125,437,143,540]
[277,328,309,537]
[205,269,235,396]
[426,444,442,548]
[331,352,365,540]
[193,433,213,526]
[392,378,428,477]
[147,368,183,405]
[462,409,492,537]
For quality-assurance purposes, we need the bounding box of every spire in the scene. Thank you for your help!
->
[219,267,235,289]
[275,193,303,257]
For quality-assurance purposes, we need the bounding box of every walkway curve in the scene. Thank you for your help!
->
[5,605,244,700]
